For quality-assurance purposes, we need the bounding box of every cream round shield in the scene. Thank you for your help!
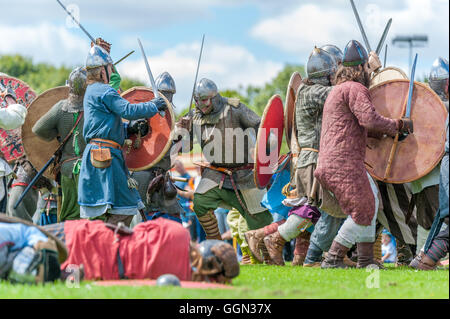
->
[254,95,284,189]
[121,87,174,171]
[21,86,69,179]
[365,79,447,183]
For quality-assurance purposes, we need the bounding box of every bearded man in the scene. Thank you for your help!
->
[77,44,167,227]
[245,46,339,266]
[176,78,273,241]
[32,67,87,222]
[315,40,413,269]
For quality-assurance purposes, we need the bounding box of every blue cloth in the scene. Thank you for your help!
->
[439,116,449,219]
[0,223,48,251]
[382,241,397,263]
[38,212,58,226]
[174,173,192,214]
[78,82,159,217]
[147,212,182,224]
[261,163,291,219]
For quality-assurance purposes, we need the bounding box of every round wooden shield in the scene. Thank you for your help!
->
[121,87,175,171]
[365,79,447,184]
[0,75,37,162]
[285,72,302,150]
[370,66,408,88]
[21,86,69,179]
[254,95,284,189]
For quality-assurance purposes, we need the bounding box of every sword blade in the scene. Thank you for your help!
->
[375,18,392,55]
[56,0,95,43]
[349,0,372,52]
[188,34,205,112]
[137,38,165,117]
[383,44,388,68]
[405,53,418,118]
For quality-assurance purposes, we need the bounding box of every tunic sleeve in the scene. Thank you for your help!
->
[101,87,158,120]
[347,82,399,137]
[238,103,260,131]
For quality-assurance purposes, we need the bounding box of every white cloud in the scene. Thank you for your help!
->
[0,22,89,67]
[119,41,283,112]
[250,0,449,76]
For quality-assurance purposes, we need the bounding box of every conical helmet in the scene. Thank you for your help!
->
[85,45,113,70]
[306,47,337,79]
[342,40,368,67]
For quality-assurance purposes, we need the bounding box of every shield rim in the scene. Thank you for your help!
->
[366,79,447,184]
[284,71,302,150]
[0,74,37,163]
[0,74,36,108]
[254,94,284,189]
[21,86,69,180]
[370,66,408,88]
[120,86,175,171]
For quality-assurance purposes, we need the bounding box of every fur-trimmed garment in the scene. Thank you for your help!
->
[314,81,399,226]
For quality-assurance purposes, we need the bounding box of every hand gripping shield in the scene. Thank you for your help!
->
[21,86,69,179]
[254,95,284,189]
[0,75,37,162]
[121,87,174,171]
[284,71,302,151]
[365,79,447,183]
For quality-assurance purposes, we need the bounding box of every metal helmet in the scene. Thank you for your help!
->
[306,47,337,80]
[321,44,344,66]
[68,67,87,96]
[156,274,181,286]
[85,44,113,70]
[194,78,218,100]
[155,72,176,94]
[342,40,368,67]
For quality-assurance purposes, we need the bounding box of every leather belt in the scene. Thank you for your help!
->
[89,138,121,150]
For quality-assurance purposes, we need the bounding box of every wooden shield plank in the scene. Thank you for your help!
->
[366,79,447,184]
[370,66,408,88]
[254,95,284,189]
[121,87,174,171]
[284,72,302,150]
[0,75,37,162]
[21,86,69,179]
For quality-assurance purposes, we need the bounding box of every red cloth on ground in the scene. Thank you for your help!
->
[61,218,192,281]
[314,81,399,226]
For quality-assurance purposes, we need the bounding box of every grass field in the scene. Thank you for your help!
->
[1,264,448,299]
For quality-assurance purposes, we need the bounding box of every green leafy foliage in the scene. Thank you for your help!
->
[0,54,144,94]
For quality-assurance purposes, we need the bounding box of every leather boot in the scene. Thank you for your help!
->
[197,210,222,240]
[356,242,385,269]
[260,244,275,265]
[244,228,266,263]
[292,232,311,266]
[321,240,350,269]
[373,233,383,263]
[409,251,438,270]
[263,231,286,266]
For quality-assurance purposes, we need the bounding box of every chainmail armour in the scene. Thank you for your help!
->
[186,95,261,191]
[295,83,333,169]
[32,99,86,178]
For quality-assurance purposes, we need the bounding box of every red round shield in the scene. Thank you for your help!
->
[0,75,37,162]
[121,87,174,171]
[366,79,447,183]
[285,72,302,150]
[254,95,284,189]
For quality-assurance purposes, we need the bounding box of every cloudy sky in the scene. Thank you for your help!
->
[1,0,448,110]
